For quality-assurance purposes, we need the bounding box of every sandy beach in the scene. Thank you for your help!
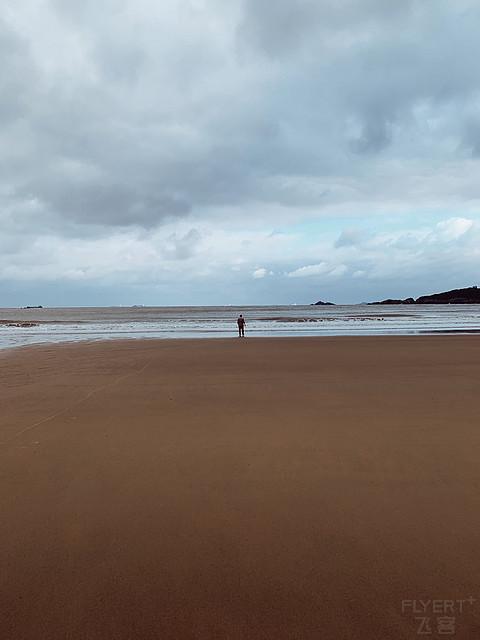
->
[1,336,480,639]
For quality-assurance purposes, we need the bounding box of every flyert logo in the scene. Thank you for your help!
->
[401,598,476,636]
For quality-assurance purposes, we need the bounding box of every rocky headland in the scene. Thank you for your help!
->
[368,286,480,305]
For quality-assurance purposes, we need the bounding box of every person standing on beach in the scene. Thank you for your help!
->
[237,314,246,338]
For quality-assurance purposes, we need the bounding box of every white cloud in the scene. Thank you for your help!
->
[287,262,347,278]
[436,217,474,240]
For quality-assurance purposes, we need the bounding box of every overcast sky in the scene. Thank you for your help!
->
[2,0,480,306]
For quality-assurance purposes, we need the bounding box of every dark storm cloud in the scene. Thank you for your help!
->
[20,178,190,227]
[2,0,480,235]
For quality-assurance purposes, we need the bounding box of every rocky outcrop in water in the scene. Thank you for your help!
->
[368,297,415,305]
[0,321,38,327]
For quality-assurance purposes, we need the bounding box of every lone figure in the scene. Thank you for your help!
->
[237,314,246,338]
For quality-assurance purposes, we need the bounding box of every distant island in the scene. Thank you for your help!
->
[23,305,43,309]
[311,300,335,306]
[368,286,480,305]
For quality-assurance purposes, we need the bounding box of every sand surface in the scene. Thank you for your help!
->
[1,336,480,639]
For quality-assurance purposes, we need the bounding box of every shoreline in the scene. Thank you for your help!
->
[1,329,480,355]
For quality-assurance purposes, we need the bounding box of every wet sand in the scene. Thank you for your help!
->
[1,336,480,639]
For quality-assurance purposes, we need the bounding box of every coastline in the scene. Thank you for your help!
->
[2,326,480,354]
[2,336,480,638]
[2,303,480,350]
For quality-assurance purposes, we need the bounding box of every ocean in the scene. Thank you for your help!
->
[1,304,480,350]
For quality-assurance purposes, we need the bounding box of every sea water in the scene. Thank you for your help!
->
[1,304,480,350]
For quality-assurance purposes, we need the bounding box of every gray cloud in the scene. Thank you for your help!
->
[1,1,480,303]
[335,228,366,248]
[238,0,417,57]
[163,228,201,260]
[2,0,480,230]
